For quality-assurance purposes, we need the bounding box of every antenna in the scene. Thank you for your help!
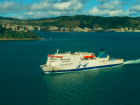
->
[57,49,59,54]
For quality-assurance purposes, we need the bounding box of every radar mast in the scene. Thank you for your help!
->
[57,49,59,54]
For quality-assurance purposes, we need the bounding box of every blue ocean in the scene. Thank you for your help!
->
[0,32,140,105]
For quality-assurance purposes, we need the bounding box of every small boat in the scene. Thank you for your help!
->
[40,49,123,73]
[50,37,51,40]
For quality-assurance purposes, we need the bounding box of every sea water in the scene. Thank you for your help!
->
[0,32,140,105]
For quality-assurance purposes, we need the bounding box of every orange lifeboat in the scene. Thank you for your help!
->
[84,55,94,58]
[47,55,63,58]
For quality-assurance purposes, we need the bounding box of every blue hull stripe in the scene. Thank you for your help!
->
[44,63,123,73]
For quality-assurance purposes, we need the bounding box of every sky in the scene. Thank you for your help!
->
[0,0,140,19]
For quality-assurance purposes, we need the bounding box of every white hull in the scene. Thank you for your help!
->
[40,57,123,73]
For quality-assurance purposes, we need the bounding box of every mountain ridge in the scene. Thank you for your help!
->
[1,15,140,29]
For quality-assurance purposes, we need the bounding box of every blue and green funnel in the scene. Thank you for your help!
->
[98,49,107,58]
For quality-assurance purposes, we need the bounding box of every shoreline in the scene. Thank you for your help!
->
[0,38,45,41]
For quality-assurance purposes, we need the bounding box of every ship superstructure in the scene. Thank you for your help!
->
[40,49,123,73]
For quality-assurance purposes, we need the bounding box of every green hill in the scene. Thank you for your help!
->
[0,16,19,20]
[0,26,40,39]
[0,15,140,29]
[39,15,140,29]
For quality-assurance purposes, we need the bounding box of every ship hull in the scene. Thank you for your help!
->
[41,63,123,73]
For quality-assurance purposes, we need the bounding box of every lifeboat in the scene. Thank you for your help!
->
[84,55,94,58]
[47,55,63,58]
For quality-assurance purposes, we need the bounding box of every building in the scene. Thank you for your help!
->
[6,24,10,29]
[65,27,69,32]
[20,26,24,31]
[16,25,20,30]
[26,27,29,31]
[49,26,58,31]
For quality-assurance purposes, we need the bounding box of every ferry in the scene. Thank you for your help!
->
[40,49,123,73]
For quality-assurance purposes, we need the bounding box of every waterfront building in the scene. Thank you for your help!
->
[16,25,20,30]
[49,26,58,31]
[6,24,10,29]
[20,26,24,31]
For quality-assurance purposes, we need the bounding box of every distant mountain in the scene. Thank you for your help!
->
[37,15,140,29]
[1,15,140,29]
[0,16,19,20]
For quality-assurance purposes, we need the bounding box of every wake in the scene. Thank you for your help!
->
[124,59,140,65]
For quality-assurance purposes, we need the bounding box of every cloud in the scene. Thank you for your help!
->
[97,0,108,2]
[0,0,138,19]
[60,0,89,3]
[133,1,140,5]
[0,1,20,13]
[97,0,127,10]
[81,0,137,17]
[0,0,13,1]
[130,5,140,12]
[0,0,83,12]
[84,6,124,16]
[125,9,137,16]
[83,5,137,17]
[129,1,140,14]
[7,0,83,19]
[30,2,52,11]
[53,1,83,11]
[30,1,83,12]
[13,11,79,19]
[0,0,83,13]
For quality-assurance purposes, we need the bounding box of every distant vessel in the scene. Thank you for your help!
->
[50,37,51,40]
[40,49,123,73]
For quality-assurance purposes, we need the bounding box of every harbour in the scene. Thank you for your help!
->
[0,32,140,105]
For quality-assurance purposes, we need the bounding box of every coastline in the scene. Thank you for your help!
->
[0,38,45,41]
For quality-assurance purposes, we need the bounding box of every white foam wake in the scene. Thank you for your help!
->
[124,59,140,64]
